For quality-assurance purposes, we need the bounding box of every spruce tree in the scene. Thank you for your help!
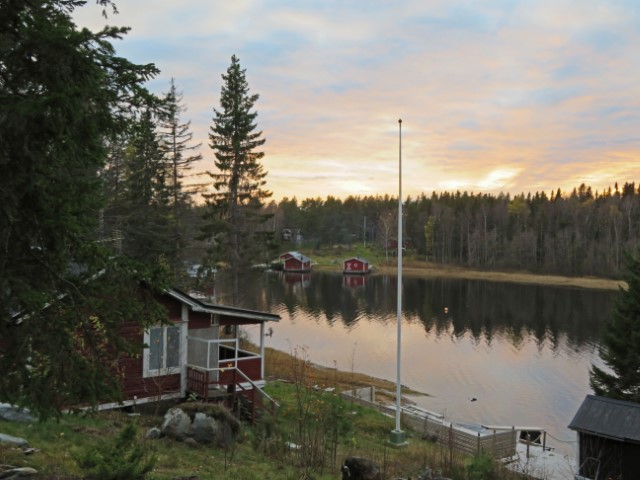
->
[120,109,174,265]
[0,0,168,418]
[159,79,203,277]
[590,250,640,401]
[202,55,272,269]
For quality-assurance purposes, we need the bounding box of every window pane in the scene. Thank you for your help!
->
[166,326,180,369]
[149,328,163,371]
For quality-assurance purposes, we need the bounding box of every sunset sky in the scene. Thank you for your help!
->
[74,1,640,202]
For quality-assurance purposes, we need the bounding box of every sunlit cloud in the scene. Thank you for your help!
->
[73,0,640,201]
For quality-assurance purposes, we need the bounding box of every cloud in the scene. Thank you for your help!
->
[73,0,640,201]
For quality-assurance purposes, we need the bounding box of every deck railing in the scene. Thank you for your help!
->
[187,337,260,370]
[186,365,279,423]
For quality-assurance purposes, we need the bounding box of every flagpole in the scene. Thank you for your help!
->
[391,118,406,445]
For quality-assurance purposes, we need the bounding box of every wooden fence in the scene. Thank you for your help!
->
[342,387,517,459]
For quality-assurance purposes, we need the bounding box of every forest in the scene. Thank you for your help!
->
[263,182,638,278]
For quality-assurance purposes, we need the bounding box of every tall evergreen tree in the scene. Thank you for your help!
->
[202,55,272,269]
[120,109,173,265]
[590,251,640,401]
[159,79,203,277]
[0,0,167,418]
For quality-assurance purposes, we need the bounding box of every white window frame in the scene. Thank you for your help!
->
[143,323,186,378]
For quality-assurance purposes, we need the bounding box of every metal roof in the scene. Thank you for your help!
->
[279,251,311,263]
[568,394,640,443]
[166,288,280,323]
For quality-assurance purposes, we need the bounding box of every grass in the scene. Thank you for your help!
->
[285,243,623,290]
[0,348,525,480]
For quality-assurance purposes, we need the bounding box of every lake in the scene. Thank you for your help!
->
[210,269,616,456]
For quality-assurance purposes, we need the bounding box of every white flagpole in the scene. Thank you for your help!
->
[391,118,406,445]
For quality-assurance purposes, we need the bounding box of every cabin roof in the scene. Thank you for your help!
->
[344,257,368,263]
[279,251,311,263]
[568,394,640,443]
[166,288,280,323]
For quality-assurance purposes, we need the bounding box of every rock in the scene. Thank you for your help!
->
[342,457,382,480]
[0,404,34,423]
[160,404,239,447]
[161,408,192,441]
[0,433,28,448]
[0,467,38,479]
[183,437,199,448]
[190,412,217,444]
[145,427,161,440]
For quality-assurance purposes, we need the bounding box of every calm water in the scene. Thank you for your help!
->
[211,269,615,455]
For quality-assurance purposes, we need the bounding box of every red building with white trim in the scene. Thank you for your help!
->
[279,251,312,272]
[343,257,371,275]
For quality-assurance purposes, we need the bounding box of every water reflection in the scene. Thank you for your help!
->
[215,270,611,350]
[212,269,615,455]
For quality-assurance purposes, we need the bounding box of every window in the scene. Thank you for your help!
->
[144,325,181,377]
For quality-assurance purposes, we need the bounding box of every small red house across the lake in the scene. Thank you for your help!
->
[343,257,371,275]
[112,288,280,419]
[279,251,312,272]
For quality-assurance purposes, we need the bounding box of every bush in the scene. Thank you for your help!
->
[466,453,495,480]
[75,423,156,480]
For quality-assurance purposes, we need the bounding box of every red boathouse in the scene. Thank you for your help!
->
[343,257,371,275]
[279,251,312,272]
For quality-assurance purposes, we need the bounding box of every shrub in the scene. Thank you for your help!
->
[466,453,495,480]
[75,423,156,480]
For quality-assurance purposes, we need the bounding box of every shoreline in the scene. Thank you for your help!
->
[315,262,625,291]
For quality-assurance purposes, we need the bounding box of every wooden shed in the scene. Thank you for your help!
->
[343,257,371,274]
[569,394,640,480]
[112,288,280,420]
[279,251,312,272]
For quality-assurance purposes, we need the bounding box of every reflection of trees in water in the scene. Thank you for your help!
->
[403,278,613,348]
[215,270,614,349]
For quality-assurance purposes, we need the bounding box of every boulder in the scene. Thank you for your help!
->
[0,404,34,423]
[341,457,382,480]
[0,433,28,448]
[159,404,239,447]
[190,412,217,444]
[145,427,161,440]
[0,467,38,479]
[161,408,192,441]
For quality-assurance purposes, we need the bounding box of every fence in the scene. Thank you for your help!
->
[342,387,517,459]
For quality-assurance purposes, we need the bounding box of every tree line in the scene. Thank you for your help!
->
[271,182,640,278]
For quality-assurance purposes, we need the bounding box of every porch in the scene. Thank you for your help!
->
[185,336,278,422]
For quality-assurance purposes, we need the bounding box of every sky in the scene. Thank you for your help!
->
[74,0,640,202]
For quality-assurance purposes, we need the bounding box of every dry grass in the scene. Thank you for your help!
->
[263,346,422,404]
[315,259,624,291]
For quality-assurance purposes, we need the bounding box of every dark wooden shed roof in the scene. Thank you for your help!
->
[568,394,640,443]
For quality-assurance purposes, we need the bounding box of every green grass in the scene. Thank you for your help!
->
[291,243,400,268]
[0,384,522,479]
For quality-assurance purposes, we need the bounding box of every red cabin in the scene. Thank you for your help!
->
[279,251,312,272]
[111,288,280,419]
[343,257,371,275]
